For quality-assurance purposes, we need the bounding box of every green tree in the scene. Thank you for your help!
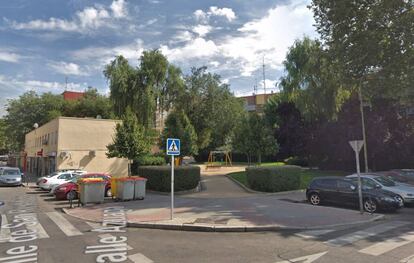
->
[310,0,414,102]
[160,110,198,156]
[4,91,64,151]
[107,108,153,175]
[0,119,9,154]
[233,113,278,165]
[280,37,350,121]
[104,51,184,128]
[176,67,244,152]
[63,88,113,119]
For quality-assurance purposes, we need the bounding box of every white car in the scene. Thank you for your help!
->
[38,171,78,191]
[347,173,414,205]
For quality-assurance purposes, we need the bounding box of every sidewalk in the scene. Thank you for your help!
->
[64,171,383,232]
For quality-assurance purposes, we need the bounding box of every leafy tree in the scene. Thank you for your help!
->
[280,37,350,121]
[4,91,64,151]
[107,108,153,175]
[0,119,9,154]
[264,95,307,160]
[233,113,278,165]
[104,51,184,128]
[310,0,414,102]
[160,110,198,156]
[63,88,113,119]
[176,67,244,152]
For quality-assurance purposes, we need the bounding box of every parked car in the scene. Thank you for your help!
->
[0,167,22,186]
[306,176,403,213]
[346,173,414,205]
[381,169,414,185]
[38,171,78,191]
[54,173,112,200]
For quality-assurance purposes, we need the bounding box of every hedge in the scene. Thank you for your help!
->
[246,165,302,192]
[136,165,200,192]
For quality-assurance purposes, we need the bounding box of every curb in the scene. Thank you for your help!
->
[225,174,306,196]
[62,207,385,233]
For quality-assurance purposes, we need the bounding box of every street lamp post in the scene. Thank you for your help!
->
[358,83,369,173]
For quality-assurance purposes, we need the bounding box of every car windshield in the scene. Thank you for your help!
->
[375,176,396,187]
[1,169,20,175]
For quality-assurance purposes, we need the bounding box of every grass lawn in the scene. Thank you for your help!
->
[228,167,348,191]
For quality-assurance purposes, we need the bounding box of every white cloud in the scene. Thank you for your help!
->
[209,6,236,22]
[48,61,89,76]
[10,0,128,33]
[110,0,127,18]
[218,0,317,77]
[71,39,145,67]
[194,6,236,23]
[160,37,218,62]
[192,25,212,37]
[0,74,83,93]
[0,51,20,63]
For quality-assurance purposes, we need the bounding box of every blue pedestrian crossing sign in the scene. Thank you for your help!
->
[167,138,180,156]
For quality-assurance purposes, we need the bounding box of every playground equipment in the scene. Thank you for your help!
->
[206,150,232,169]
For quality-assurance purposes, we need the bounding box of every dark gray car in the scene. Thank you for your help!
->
[0,167,23,186]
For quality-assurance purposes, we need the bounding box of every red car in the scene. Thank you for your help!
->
[54,173,112,200]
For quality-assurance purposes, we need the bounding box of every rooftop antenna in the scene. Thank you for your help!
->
[253,78,258,95]
[262,56,266,95]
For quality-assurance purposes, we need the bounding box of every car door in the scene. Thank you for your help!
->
[317,179,337,202]
[336,180,358,206]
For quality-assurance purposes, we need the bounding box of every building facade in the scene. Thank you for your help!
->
[239,93,275,113]
[24,117,128,177]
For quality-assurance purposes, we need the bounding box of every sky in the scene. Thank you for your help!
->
[0,0,317,116]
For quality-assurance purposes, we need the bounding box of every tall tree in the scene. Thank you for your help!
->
[176,67,244,152]
[159,109,198,156]
[107,108,152,175]
[0,119,9,154]
[104,51,184,128]
[310,0,414,102]
[280,37,350,121]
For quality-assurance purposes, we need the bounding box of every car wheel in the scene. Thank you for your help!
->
[395,195,404,206]
[364,199,377,213]
[106,188,112,197]
[309,193,321,205]
[66,191,77,200]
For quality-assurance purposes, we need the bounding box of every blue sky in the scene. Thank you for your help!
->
[0,0,317,115]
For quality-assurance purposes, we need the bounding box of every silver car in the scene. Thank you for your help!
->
[0,167,23,186]
[347,173,414,205]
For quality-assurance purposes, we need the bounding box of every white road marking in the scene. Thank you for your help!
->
[85,221,101,229]
[0,214,11,243]
[326,221,409,246]
[359,231,414,256]
[98,234,133,250]
[401,254,414,263]
[46,212,83,236]
[128,253,154,263]
[296,229,334,239]
[275,251,328,263]
[26,220,49,239]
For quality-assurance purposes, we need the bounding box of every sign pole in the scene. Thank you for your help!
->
[171,155,174,220]
[349,140,364,214]
[355,150,364,214]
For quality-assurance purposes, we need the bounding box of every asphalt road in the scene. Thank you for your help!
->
[1,186,414,263]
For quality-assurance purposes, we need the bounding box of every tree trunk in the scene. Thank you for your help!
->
[258,153,262,165]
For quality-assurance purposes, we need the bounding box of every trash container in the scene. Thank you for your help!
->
[133,177,147,200]
[116,177,135,201]
[110,177,119,198]
[78,178,106,205]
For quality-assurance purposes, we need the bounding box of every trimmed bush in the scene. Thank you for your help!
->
[137,165,200,192]
[135,155,166,166]
[246,165,302,192]
[284,156,308,167]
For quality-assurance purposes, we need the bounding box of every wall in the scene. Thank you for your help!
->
[25,118,59,157]
[56,117,128,177]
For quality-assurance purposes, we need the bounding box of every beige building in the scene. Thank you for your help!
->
[240,93,275,113]
[24,117,128,177]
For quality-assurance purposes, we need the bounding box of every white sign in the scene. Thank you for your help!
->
[349,140,364,153]
[166,138,180,156]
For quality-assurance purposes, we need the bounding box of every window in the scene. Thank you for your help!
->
[58,173,71,180]
[316,179,336,189]
[337,180,354,190]
[375,176,395,187]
